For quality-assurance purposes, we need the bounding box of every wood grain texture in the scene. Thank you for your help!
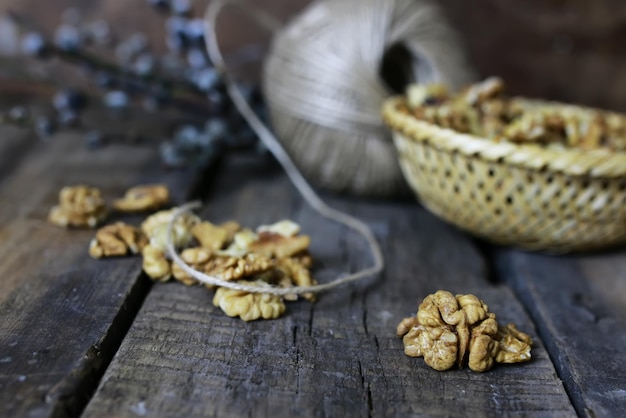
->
[0,131,199,417]
[495,249,626,418]
[83,155,575,417]
[0,125,35,186]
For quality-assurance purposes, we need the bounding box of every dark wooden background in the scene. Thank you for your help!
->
[0,0,626,110]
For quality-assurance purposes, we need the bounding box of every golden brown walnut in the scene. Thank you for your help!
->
[89,222,148,258]
[226,228,259,254]
[464,76,504,106]
[275,256,317,301]
[204,253,274,281]
[223,221,310,259]
[141,244,171,282]
[256,220,301,237]
[467,313,499,372]
[406,83,449,109]
[140,208,200,251]
[249,232,311,258]
[396,316,420,337]
[405,78,626,151]
[191,222,231,250]
[59,185,106,214]
[48,185,107,228]
[213,280,286,321]
[219,221,242,241]
[171,246,213,286]
[113,184,169,212]
[398,290,533,372]
[495,323,533,364]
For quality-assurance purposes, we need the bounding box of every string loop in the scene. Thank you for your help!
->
[164,0,385,295]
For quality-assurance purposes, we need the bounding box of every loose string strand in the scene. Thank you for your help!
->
[164,0,385,295]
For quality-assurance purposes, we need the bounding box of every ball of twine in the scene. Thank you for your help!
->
[262,0,474,197]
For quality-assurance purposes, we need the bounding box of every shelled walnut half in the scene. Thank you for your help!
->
[113,184,169,212]
[213,280,286,321]
[397,290,533,372]
[89,222,148,258]
[141,207,200,251]
[48,185,107,228]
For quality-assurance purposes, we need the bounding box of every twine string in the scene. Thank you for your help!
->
[164,0,385,295]
[260,0,473,196]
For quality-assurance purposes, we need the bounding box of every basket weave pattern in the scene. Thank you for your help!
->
[383,97,626,252]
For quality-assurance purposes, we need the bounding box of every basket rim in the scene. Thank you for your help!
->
[382,96,626,178]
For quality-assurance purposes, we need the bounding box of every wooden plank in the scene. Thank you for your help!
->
[83,156,575,417]
[0,125,36,185]
[495,249,626,418]
[0,130,202,417]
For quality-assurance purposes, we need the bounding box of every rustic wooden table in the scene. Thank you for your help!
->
[1,123,625,418]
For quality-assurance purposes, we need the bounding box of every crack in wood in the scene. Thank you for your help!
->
[47,275,153,418]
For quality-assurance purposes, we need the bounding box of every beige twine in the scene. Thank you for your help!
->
[263,0,474,196]
[165,0,473,295]
[165,0,389,295]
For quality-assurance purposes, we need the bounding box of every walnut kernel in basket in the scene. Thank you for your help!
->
[404,77,626,151]
[397,290,532,372]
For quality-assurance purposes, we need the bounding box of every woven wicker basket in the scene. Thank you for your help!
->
[382,97,626,252]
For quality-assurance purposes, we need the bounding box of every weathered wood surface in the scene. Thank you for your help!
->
[82,156,575,418]
[0,129,199,417]
[0,125,35,185]
[495,249,626,418]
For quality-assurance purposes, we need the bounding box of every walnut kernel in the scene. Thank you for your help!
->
[48,185,107,228]
[140,208,200,251]
[249,232,311,258]
[275,256,317,301]
[257,220,301,237]
[141,244,171,282]
[204,253,274,281]
[398,290,533,372]
[191,221,230,250]
[171,246,213,286]
[89,222,148,258]
[213,280,286,321]
[113,184,169,212]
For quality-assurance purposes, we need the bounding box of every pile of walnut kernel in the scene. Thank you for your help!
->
[48,184,316,321]
[404,77,626,151]
[397,290,533,372]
